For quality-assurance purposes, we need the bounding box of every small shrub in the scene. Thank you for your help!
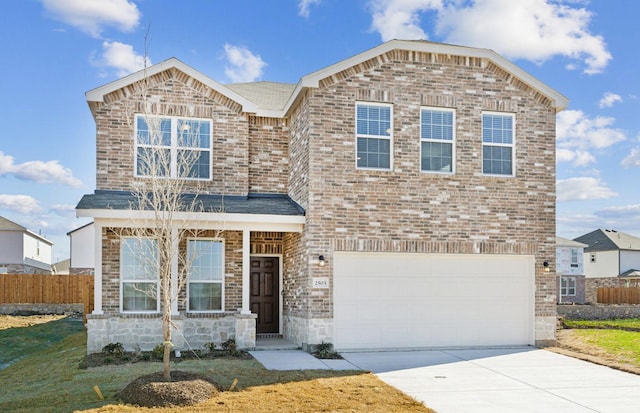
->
[102,342,124,357]
[151,344,165,360]
[205,342,217,353]
[221,338,239,356]
[313,342,342,359]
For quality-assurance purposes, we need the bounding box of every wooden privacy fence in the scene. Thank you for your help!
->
[597,287,640,305]
[0,273,94,320]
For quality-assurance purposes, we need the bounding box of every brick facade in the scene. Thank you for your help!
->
[82,41,563,352]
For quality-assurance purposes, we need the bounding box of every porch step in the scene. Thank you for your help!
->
[254,336,299,351]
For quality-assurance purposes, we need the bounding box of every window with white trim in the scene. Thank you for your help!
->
[482,112,514,176]
[421,107,455,173]
[561,276,576,296]
[570,249,579,267]
[121,238,159,312]
[135,115,212,180]
[187,239,224,312]
[356,102,392,170]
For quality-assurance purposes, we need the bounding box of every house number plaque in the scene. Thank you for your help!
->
[312,277,330,289]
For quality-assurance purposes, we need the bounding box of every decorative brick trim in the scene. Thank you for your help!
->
[331,239,537,255]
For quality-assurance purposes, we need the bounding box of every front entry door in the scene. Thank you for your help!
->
[250,257,279,334]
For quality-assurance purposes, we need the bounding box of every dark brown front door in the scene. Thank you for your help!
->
[250,257,279,334]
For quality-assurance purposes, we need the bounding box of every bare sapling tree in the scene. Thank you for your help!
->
[122,110,217,381]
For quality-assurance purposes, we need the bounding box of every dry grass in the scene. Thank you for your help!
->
[82,374,430,413]
[0,314,66,330]
[0,316,432,413]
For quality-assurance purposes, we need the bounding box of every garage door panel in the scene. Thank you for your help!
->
[333,252,534,350]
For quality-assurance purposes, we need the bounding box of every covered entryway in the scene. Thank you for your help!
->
[333,252,534,350]
[250,256,280,334]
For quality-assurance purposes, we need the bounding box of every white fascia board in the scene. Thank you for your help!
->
[78,209,305,232]
[283,40,568,115]
[85,58,258,114]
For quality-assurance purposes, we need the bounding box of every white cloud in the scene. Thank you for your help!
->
[599,92,622,108]
[299,0,321,17]
[595,204,640,220]
[555,109,625,166]
[224,44,266,83]
[94,41,150,77]
[0,195,42,215]
[367,0,611,74]
[0,151,83,188]
[556,177,617,202]
[369,0,442,41]
[50,204,76,215]
[621,147,640,169]
[41,0,140,38]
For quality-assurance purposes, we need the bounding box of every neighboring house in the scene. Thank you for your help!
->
[0,216,53,274]
[77,40,567,354]
[67,222,95,275]
[556,237,587,304]
[574,229,640,302]
[52,258,70,274]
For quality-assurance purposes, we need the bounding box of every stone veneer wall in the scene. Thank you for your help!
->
[558,304,640,320]
[86,313,256,353]
[0,263,51,274]
[288,49,558,346]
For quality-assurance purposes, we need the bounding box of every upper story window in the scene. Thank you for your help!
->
[570,249,579,267]
[482,112,515,176]
[187,239,224,312]
[421,107,455,173]
[356,102,392,170]
[121,237,159,313]
[135,115,212,180]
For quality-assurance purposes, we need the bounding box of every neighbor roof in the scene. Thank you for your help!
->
[574,229,640,252]
[556,236,587,248]
[85,39,569,119]
[0,216,53,244]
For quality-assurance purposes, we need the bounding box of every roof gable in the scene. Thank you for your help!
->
[86,58,258,117]
[283,39,568,116]
[556,236,587,248]
[575,229,640,252]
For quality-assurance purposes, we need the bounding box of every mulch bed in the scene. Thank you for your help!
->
[119,370,219,407]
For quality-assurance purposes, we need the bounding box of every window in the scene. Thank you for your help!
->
[561,277,576,296]
[482,112,514,176]
[421,108,455,173]
[356,103,392,170]
[121,238,159,312]
[135,115,212,180]
[187,239,224,312]
[570,249,579,267]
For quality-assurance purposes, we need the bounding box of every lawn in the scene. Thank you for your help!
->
[555,318,640,375]
[0,317,432,412]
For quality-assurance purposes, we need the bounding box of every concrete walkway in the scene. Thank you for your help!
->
[249,349,359,371]
[251,347,640,413]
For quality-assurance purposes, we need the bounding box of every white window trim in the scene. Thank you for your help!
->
[481,111,516,177]
[186,238,225,313]
[120,237,160,314]
[134,114,213,181]
[355,101,393,171]
[420,106,456,174]
[561,276,577,296]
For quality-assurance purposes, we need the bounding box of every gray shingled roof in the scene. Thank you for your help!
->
[76,190,305,216]
[574,229,640,252]
[225,82,296,112]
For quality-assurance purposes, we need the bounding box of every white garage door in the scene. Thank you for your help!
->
[333,252,534,350]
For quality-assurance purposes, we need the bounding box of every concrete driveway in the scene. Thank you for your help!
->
[341,347,640,413]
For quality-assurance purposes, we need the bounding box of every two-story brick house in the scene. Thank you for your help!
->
[77,40,567,354]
